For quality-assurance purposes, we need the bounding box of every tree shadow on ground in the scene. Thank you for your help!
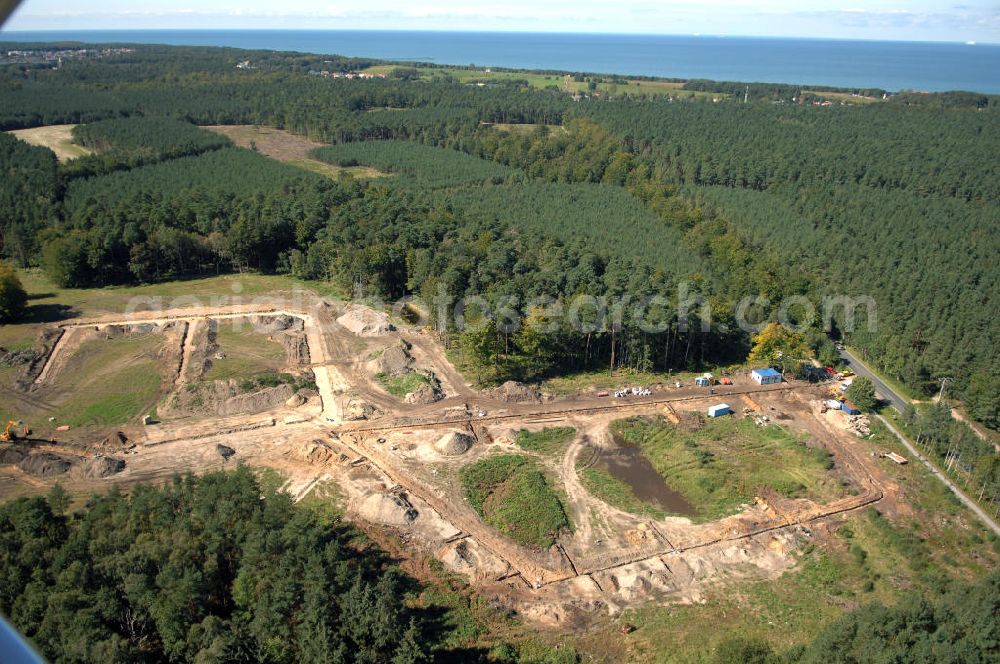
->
[22,302,78,324]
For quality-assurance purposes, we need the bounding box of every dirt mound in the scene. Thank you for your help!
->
[370,342,413,377]
[94,431,132,451]
[278,332,310,366]
[219,384,295,416]
[18,453,73,477]
[354,493,417,526]
[404,382,441,405]
[165,380,295,418]
[0,346,39,367]
[0,447,26,465]
[337,305,395,337]
[285,392,306,408]
[300,440,334,464]
[102,322,159,339]
[75,456,125,478]
[251,314,304,333]
[435,431,474,456]
[493,428,519,445]
[216,444,236,459]
[487,381,540,403]
[346,400,384,421]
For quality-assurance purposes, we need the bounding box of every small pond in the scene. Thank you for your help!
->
[589,431,697,517]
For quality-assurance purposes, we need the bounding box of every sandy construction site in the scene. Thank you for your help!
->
[0,291,897,624]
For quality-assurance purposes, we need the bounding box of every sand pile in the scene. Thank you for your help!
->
[434,431,474,456]
[371,343,413,377]
[354,493,417,526]
[75,456,125,479]
[251,314,303,333]
[93,431,133,452]
[102,322,159,339]
[300,441,334,464]
[285,392,306,408]
[218,384,295,416]
[492,428,519,445]
[487,381,540,403]
[346,400,384,421]
[337,305,395,336]
[404,382,441,405]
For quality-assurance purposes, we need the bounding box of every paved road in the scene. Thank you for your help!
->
[840,348,1000,535]
[877,414,1000,537]
[838,348,909,412]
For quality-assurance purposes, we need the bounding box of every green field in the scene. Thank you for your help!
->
[514,426,576,457]
[5,334,166,429]
[460,454,570,549]
[13,270,336,319]
[203,325,287,382]
[360,65,726,99]
[611,415,844,522]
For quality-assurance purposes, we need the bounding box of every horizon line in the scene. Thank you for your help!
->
[0,28,996,47]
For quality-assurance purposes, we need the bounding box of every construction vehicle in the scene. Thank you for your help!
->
[2,420,20,442]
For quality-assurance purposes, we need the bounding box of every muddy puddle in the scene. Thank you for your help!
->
[591,432,697,517]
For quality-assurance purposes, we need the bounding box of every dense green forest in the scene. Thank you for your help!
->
[0,41,998,426]
[310,140,515,187]
[0,469,433,663]
[67,116,233,178]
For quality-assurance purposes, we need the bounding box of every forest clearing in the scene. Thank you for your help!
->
[7,124,92,160]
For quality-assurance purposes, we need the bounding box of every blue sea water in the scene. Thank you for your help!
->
[2,30,999,94]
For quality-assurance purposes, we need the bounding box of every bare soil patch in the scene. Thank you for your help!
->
[205,125,385,179]
[8,125,92,161]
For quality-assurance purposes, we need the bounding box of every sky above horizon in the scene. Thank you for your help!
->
[3,1,999,43]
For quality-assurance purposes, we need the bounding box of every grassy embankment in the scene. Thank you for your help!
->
[460,454,571,549]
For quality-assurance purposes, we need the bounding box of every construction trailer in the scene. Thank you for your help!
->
[841,401,862,415]
[751,368,782,385]
[708,404,732,418]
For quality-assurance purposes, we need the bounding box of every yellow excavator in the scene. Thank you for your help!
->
[1,420,20,442]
